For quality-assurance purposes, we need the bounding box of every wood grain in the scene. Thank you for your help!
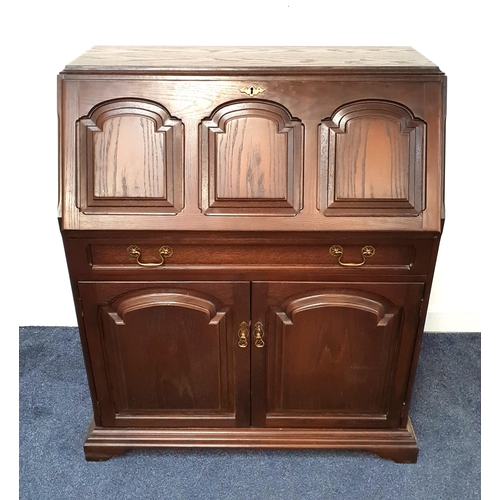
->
[77,98,184,215]
[60,76,442,230]
[64,46,439,74]
[336,117,408,200]
[319,99,426,217]
[93,114,165,198]
[199,99,303,215]
[216,117,287,200]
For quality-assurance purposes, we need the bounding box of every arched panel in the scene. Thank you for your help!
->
[77,98,184,215]
[199,100,304,215]
[273,288,400,414]
[99,287,231,414]
[319,99,426,216]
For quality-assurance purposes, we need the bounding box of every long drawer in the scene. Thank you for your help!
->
[64,234,436,279]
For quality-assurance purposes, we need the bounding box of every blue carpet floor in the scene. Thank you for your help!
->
[19,328,480,499]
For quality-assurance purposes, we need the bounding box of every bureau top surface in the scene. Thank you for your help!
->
[63,46,441,75]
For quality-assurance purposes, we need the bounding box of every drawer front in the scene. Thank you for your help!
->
[65,236,435,278]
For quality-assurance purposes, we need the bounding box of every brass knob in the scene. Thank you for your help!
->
[329,245,375,267]
[127,245,173,267]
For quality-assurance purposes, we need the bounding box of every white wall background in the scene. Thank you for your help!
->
[6,0,495,333]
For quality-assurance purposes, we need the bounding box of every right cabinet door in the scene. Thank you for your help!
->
[251,281,424,429]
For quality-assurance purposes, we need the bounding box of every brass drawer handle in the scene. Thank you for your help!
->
[127,245,173,267]
[238,322,249,348]
[253,321,265,348]
[329,245,375,267]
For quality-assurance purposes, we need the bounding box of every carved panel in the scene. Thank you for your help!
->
[200,100,304,215]
[319,100,426,216]
[77,98,184,214]
[271,289,400,415]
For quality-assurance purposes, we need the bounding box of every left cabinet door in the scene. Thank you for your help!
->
[78,281,250,428]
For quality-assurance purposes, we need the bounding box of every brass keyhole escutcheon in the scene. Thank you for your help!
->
[239,85,266,97]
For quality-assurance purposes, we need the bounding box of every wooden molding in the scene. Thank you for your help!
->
[102,289,221,326]
[278,288,398,326]
[84,417,419,463]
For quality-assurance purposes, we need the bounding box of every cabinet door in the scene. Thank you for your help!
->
[251,282,424,428]
[78,281,250,428]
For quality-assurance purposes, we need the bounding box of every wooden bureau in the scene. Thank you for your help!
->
[58,46,446,462]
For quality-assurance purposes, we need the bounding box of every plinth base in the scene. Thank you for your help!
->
[84,417,419,463]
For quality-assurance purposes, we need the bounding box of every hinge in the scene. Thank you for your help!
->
[401,401,406,419]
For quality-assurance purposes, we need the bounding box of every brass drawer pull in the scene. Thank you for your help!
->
[253,321,265,348]
[329,245,375,267]
[238,322,249,348]
[127,245,173,267]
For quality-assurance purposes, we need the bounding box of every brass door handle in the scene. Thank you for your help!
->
[127,245,173,267]
[253,321,265,348]
[238,322,249,348]
[329,245,375,267]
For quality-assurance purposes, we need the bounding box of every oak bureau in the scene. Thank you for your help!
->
[58,46,446,462]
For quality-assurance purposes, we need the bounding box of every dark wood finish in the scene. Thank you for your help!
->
[63,233,434,277]
[251,282,424,429]
[78,281,250,428]
[59,48,445,232]
[58,47,445,463]
[84,417,418,463]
